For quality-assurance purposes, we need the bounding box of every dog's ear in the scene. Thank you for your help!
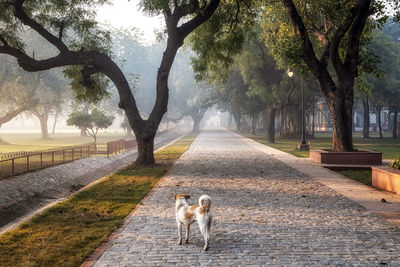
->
[184,195,190,199]
[174,194,178,200]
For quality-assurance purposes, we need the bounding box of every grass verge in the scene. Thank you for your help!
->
[0,133,197,267]
[334,169,372,186]
[238,132,400,159]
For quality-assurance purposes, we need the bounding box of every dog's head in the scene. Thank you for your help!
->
[174,194,190,201]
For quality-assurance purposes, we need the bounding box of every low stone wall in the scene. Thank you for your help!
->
[310,149,382,165]
[372,166,400,195]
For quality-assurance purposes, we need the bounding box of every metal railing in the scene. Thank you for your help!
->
[0,139,136,179]
[0,129,172,180]
[96,139,136,157]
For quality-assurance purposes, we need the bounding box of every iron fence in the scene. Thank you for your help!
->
[96,139,136,157]
[0,129,172,180]
[0,138,136,179]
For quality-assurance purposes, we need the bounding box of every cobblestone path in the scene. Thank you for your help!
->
[94,129,400,266]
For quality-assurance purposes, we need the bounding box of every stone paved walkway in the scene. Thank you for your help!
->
[93,129,400,266]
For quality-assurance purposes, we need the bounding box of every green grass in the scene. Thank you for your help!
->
[335,169,372,186]
[240,132,400,159]
[0,133,197,267]
[0,133,127,154]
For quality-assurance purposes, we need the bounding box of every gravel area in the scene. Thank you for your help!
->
[0,131,183,229]
[93,128,400,266]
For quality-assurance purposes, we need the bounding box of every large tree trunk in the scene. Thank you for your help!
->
[135,134,156,165]
[393,111,398,139]
[266,107,276,143]
[326,85,354,152]
[362,95,370,138]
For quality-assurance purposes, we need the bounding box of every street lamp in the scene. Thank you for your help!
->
[287,70,309,151]
[298,77,309,151]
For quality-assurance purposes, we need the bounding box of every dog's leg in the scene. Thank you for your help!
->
[177,223,183,245]
[184,224,190,243]
[199,223,209,251]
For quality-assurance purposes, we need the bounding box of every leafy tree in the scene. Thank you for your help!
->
[0,0,220,165]
[67,108,114,143]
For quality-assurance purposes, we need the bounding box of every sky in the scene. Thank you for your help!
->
[96,0,163,43]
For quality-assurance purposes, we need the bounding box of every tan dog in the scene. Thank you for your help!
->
[174,194,212,250]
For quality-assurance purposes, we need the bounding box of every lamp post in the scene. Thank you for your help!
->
[288,70,309,151]
[298,76,309,150]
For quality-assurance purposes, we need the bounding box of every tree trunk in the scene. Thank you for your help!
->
[191,108,207,133]
[251,115,257,135]
[52,109,59,134]
[280,107,286,136]
[233,112,241,131]
[376,107,383,139]
[362,95,370,138]
[393,111,398,139]
[192,115,201,133]
[39,113,50,139]
[312,99,315,138]
[266,107,276,143]
[135,135,155,165]
[326,87,354,152]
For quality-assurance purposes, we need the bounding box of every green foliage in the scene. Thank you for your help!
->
[67,108,114,142]
[190,0,258,82]
[388,157,400,170]
[64,66,110,103]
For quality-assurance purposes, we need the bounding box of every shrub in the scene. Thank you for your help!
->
[388,157,400,170]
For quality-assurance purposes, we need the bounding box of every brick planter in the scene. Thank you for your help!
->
[310,149,382,165]
[372,166,400,195]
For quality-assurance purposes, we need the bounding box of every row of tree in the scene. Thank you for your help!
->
[1,0,399,165]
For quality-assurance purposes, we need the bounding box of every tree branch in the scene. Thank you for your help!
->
[13,0,69,52]
[344,1,372,73]
[179,0,220,39]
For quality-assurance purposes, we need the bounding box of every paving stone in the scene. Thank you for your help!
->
[94,129,400,266]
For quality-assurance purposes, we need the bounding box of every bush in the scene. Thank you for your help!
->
[388,157,400,170]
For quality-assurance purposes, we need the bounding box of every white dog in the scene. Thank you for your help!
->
[174,194,212,250]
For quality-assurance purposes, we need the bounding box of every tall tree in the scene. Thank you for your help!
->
[0,0,220,165]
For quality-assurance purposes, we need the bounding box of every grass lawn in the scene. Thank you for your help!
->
[0,133,197,267]
[239,132,400,159]
[334,169,372,186]
[0,133,127,154]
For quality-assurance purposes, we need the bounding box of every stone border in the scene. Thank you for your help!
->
[372,166,400,195]
[310,149,382,165]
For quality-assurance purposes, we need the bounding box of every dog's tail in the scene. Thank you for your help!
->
[199,195,212,212]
